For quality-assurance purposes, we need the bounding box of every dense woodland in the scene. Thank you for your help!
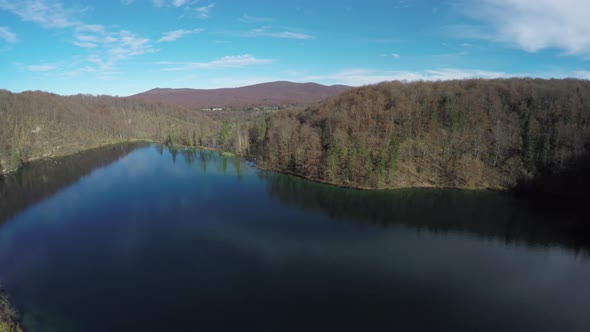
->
[2,79,590,195]
[0,90,219,173]
[249,79,590,192]
[2,78,589,330]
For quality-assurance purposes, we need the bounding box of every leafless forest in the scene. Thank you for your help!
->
[2,79,590,194]
[249,79,590,192]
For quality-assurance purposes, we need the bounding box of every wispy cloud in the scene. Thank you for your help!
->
[172,0,187,7]
[367,39,399,44]
[151,0,191,8]
[156,54,273,71]
[158,28,203,42]
[446,24,493,41]
[196,3,215,19]
[574,71,590,79]
[73,25,157,71]
[418,68,511,80]
[240,13,274,24]
[381,53,400,59]
[27,64,57,71]
[245,27,314,40]
[458,0,590,57]
[1,1,157,75]
[152,0,165,8]
[0,0,79,28]
[301,68,512,86]
[0,26,18,43]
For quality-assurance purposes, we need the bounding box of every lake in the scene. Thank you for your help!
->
[0,143,589,332]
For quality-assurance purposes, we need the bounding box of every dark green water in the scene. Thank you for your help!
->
[0,143,589,332]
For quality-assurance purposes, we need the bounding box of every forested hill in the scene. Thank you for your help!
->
[250,79,590,193]
[3,79,590,197]
[0,90,219,174]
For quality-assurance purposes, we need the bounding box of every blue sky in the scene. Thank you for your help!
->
[0,0,589,96]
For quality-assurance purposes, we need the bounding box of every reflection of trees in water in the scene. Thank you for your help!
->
[169,146,245,178]
[181,149,196,165]
[263,171,590,254]
[199,150,208,173]
[170,147,178,164]
[1,144,248,227]
[235,158,242,178]
[0,143,149,225]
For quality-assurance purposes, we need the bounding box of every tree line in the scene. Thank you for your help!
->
[248,79,590,190]
[2,79,590,193]
[0,90,220,173]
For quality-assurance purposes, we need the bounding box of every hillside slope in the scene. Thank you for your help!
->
[130,81,351,110]
[249,79,590,193]
[3,79,590,198]
[0,90,219,174]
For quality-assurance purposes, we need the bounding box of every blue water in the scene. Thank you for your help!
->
[0,144,589,332]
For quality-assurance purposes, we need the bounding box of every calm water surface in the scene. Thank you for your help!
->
[0,143,589,332]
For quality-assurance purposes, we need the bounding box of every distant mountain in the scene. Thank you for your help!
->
[129,81,352,110]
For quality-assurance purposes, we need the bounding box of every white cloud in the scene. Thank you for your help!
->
[112,31,156,58]
[77,24,105,34]
[156,54,273,71]
[151,0,191,8]
[72,41,98,48]
[172,0,187,7]
[391,53,400,59]
[27,64,57,71]
[446,24,493,41]
[574,71,590,79]
[302,68,511,86]
[0,0,78,28]
[152,0,165,8]
[419,68,510,80]
[196,3,214,19]
[72,26,157,71]
[459,0,590,56]
[0,26,18,43]
[158,28,203,42]
[0,1,157,76]
[240,14,274,24]
[151,0,192,8]
[246,28,314,40]
[271,31,313,40]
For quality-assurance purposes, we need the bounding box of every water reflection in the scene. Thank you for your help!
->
[0,144,589,332]
[2,144,588,255]
[262,171,590,255]
[0,142,148,225]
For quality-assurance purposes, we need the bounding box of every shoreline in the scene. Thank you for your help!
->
[2,140,506,192]
[0,288,23,332]
[252,163,507,192]
[0,139,158,177]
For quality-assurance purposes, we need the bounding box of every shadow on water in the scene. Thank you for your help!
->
[1,144,590,332]
[0,142,149,225]
[2,142,588,255]
[515,152,590,205]
[261,171,590,255]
